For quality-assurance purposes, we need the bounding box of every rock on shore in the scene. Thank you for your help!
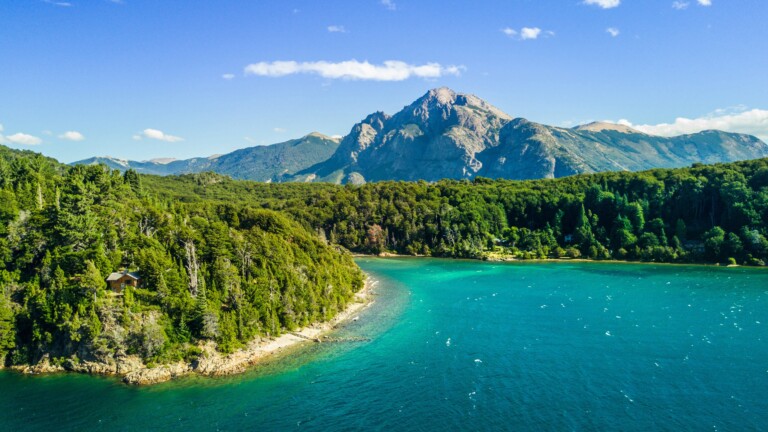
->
[10,277,374,386]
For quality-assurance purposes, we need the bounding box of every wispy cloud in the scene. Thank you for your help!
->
[583,0,620,9]
[502,27,553,41]
[327,25,347,33]
[244,60,464,81]
[380,0,396,11]
[673,0,710,9]
[58,131,85,141]
[6,132,43,146]
[502,28,518,37]
[617,107,768,141]
[222,73,235,80]
[44,0,73,6]
[273,127,287,133]
[606,27,620,37]
[136,128,184,142]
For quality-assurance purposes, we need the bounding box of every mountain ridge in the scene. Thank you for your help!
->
[74,133,340,181]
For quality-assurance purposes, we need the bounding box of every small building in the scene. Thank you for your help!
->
[106,270,141,293]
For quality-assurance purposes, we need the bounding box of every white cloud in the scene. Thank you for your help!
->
[672,1,690,9]
[606,27,620,37]
[244,60,464,81]
[140,128,184,142]
[327,25,347,33]
[273,127,287,133]
[381,0,396,11]
[618,107,768,141]
[132,134,142,141]
[58,131,85,141]
[583,0,620,9]
[222,73,235,80]
[6,133,43,146]
[697,0,711,6]
[502,27,552,41]
[521,27,542,40]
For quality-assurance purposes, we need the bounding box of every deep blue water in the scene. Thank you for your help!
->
[1,258,767,431]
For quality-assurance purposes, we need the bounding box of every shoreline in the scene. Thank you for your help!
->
[353,252,764,269]
[8,276,376,385]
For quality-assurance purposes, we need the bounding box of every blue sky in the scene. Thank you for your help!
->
[1,0,766,163]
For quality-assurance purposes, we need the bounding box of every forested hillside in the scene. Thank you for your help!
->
[0,145,363,369]
[146,159,768,265]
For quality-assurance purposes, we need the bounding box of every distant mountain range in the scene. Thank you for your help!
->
[74,88,768,183]
[74,133,340,182]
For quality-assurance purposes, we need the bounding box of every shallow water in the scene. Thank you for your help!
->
[1,258,767,431]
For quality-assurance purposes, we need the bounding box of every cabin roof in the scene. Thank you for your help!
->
[106,271,140,281]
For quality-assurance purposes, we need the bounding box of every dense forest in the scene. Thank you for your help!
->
[2,143,768,370]
[0,145,364,369]
[145,158,768,266]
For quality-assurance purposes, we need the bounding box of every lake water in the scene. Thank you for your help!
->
[2,258,767,431]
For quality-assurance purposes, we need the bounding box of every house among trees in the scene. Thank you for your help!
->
[106,270,141,293]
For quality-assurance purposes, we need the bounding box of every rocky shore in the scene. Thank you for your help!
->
[11,278,375,385]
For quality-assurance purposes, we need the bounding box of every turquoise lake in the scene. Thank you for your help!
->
[1,258,767,431]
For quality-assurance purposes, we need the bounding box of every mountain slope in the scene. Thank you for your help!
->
[478,119,768,179]
[74,133,340,181]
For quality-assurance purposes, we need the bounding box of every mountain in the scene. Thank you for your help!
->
[291,87,512,183]
[477,119,768,180]
[74,133,340,181]
[75,88,768,183]
[292,88,768,183]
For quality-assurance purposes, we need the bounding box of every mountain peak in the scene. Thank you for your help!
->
[425,87,458,105]
[304,132,339,141]
[574,121,643,134]
[407,88,511,123]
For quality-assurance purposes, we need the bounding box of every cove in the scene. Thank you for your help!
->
[1,258,767,431]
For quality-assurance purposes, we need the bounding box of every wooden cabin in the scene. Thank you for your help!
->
[106,271,141,293]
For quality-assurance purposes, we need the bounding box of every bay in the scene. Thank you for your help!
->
[1,258,766,431]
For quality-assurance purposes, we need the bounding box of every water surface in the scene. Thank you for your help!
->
[1,258,766,431]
